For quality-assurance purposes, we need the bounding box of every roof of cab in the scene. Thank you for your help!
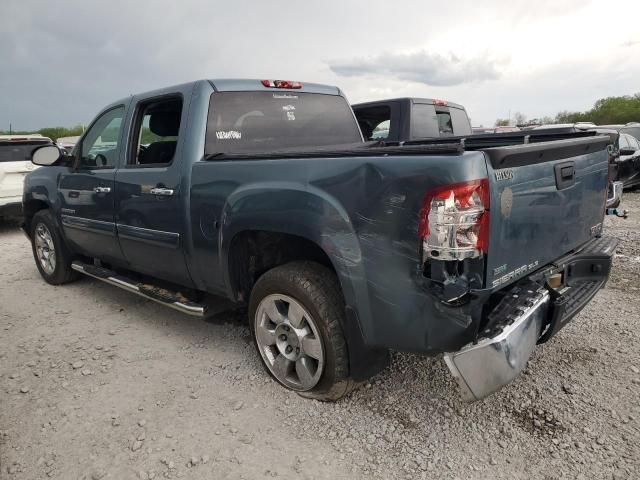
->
[208,79,342,96]
[99,79,344,115]
[352,97,466,110]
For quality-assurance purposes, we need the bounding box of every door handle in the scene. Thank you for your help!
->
[93,186,111,193]
[150,187,174,197]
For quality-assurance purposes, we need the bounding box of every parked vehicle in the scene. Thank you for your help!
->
[56,135,81,154]
[24,79,617,402]
[352,97,472,142]
[472,126,520,134]
[598,122,640,143]
[616,132,640,188]
[533,122,596,131]
[0,134,51,219]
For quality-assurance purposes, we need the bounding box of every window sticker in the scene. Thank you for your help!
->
[273,94,298,99]
[282,105,296,111]
[216,130,242,140]
[286,111,296,121]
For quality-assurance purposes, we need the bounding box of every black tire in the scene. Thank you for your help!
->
[30,210,78,285]
[249,261,357,401]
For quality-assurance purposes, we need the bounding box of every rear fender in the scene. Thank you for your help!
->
[219,182,388,379]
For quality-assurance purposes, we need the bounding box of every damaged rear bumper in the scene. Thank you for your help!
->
[444,235,617,402]
[444,288,549,402]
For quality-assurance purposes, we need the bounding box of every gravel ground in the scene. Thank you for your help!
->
[1,193,639,480]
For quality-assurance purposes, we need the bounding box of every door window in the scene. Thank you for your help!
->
[79,106,125,169]
[130,97,183,166]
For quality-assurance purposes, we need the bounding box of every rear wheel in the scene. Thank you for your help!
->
[249,262,356,401]
[31,210,78,285]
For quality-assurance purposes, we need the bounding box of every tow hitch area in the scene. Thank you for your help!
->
[444,286,550,402]
[444,235,618,402]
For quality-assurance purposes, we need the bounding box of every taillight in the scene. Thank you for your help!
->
[261,79,302,89]
[433,99,447,106]
[419,179,490,261]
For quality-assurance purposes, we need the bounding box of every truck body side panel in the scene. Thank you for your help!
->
[189,152,490,353]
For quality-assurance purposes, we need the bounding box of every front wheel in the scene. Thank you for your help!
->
[249,262,356,401]
[30,210,78,285]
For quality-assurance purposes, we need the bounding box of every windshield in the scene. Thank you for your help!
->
[0,141,51,162]
[205,91,362,155]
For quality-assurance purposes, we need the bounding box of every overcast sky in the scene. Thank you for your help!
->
[2,0,639,130]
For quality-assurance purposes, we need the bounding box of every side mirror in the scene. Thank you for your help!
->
[31,145,63,166]
[619,148,636,156]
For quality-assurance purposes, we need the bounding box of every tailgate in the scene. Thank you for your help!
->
[483,137,611,289]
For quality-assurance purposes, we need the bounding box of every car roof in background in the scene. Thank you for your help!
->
[0,134,52,142]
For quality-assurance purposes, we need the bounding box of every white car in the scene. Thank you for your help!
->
[0,134,52,219]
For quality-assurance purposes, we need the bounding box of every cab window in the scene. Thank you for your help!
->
[79,106,125,169]
[130,97,183,166]
[354,105,391,141]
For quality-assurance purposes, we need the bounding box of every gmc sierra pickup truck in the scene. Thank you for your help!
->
[24,78,617,402]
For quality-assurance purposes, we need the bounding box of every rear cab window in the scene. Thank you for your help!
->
[0,140,51,163]
[205,91,362,155]
[411,103,472,140]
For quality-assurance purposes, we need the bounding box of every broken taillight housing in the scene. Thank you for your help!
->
[419,179,490,262]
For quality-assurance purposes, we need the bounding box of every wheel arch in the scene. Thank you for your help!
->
[220,184,389,380]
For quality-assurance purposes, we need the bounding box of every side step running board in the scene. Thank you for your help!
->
[71,261,206,317]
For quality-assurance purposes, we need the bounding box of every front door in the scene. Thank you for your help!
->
[114,93,193,287]
[59,105,127,263]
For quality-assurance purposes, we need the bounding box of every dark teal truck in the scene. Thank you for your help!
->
[23,78,617,402]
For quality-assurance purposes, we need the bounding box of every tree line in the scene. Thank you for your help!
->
[495,93,640,127]
[0,125,85,141]
[1,125,166,144]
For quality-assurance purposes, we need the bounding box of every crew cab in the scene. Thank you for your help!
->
[0,134,51,219]
[24,79,617,402]
[352,97,472,142]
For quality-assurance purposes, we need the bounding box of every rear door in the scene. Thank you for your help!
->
[483,137,611,289]
[58,106,127,263]
[114,89,194,287]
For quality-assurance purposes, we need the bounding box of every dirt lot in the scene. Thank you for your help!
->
[1,194,639,480]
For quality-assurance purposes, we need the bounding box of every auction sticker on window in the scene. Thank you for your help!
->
[216,130,242,140]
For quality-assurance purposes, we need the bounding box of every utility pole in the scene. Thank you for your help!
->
[9,123,12,135]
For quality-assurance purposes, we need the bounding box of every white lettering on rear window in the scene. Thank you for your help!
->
[216,130,242,140]
[273,94,298,99]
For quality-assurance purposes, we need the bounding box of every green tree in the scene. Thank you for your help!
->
[495,118,510,126]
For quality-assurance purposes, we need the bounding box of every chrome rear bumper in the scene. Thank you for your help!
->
[444,289,550,402]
